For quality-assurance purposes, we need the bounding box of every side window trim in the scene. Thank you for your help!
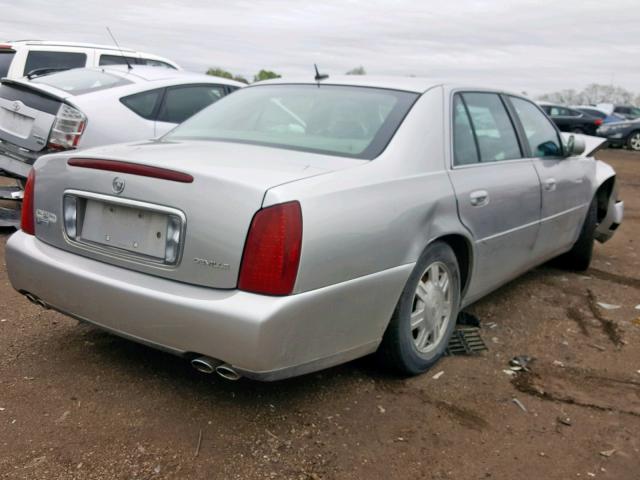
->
[501,94,532,158]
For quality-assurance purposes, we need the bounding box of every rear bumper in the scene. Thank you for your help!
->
[0,150,32,178]
[6,231,411,380]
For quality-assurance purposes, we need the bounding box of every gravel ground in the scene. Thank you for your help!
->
[0,149,639,480]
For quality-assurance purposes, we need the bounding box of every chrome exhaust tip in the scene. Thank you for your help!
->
[23,292,49,309]
[190,356,222,374]
[215,364,242,381]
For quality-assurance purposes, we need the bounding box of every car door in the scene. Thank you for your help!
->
[448,92,542,301]
[154,84,228,136]
[507,96,593,259]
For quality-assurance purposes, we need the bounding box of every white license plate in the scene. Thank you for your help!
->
[80,200,168,259]
[0,108,34,138]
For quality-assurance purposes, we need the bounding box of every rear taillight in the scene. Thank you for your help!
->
[238,201,302,296]
[47,104,86,150]
[20,169,36,235]
[594,118,603,126]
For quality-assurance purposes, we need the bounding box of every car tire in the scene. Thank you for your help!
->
[627,131,640,151]
[558,198,597,271]
[378,241,460,376]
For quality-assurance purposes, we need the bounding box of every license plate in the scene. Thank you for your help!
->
[0,108,34,138]
[80,200,168,259]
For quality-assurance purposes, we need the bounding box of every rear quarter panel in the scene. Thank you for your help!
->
[264,86,472,294]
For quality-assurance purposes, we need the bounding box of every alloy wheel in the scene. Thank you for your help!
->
[410,262,454,354]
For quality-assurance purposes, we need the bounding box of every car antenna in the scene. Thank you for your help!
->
[106,26,132,70]
[314,64,329,82]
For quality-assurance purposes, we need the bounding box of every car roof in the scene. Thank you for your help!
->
[5,40,137,53]
[251,75,530,97]
[251,75,440,93]
[2,66,244,100]
[98,66,244,86]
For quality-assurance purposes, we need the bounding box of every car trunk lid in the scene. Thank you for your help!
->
[0,79,66,152]
[33,140,365,289]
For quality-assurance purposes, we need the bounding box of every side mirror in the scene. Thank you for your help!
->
[564,134,585,156]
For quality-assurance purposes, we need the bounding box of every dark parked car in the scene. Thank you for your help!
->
[572,106,624,124]
[539,103,603,135]
[597,119,640,151]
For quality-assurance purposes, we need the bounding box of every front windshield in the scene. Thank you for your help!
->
[32,69,131,95]
[165,84,418,159]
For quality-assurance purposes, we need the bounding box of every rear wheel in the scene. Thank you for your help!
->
[627,131,640,151]
[379,241,460,376]
[558,198,597,271]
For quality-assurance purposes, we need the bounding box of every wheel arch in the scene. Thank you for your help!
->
[430,233,473,298]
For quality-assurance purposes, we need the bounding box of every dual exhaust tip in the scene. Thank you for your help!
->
[190,356,241,381]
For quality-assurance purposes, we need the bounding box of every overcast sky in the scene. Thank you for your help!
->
[1,0,639,95]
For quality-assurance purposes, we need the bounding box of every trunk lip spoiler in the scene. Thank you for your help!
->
[67,158,194,183]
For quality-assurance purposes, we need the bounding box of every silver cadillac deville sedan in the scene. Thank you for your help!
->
[5,76,623,381]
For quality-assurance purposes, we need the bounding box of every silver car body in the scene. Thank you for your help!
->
[5,77,623,380]
[0,66,243,178]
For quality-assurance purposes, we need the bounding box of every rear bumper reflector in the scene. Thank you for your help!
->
[68,158,194,183]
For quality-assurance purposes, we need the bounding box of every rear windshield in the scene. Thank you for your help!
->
[165,84,418,159]
[31,69,131,95]
[0,51,15,78]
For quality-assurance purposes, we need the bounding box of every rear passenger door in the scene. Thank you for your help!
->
[448,92,542,301]
[507,96,592,258]
[153,84,228,135]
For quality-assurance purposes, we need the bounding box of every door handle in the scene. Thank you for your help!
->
[543,178,557,191]
[469,190,489,207]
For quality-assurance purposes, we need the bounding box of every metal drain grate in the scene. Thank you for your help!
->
[446,327,488,356]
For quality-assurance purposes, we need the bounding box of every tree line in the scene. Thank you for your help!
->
[538,83,640,106]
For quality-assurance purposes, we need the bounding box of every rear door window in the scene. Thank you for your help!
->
[23,51,87,76]
[0,51,15,78]
[461,92,522,162]
[509,96,562,157]
[140,58,176,69]
[99,54,140,66]
[157,84,226,124]
[121,89,164,120]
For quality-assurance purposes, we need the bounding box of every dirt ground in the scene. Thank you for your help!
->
[0,149,639,480]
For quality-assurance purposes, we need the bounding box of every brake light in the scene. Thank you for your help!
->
[20,169,35,235]
[68,158,194,183]
[47,104,86,150]
[594,118,603,126]
[238,201,302,296]
[0,44,12,49]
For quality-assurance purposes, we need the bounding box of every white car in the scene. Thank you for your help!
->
[0,40,179,80]
[0,66,243,226]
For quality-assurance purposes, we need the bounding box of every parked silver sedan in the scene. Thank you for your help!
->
[5,76,623,381]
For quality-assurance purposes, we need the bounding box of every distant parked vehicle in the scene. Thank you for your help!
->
[0,66,243,216]
[597,118,640,151]
[596,103,640,121]
[0,40,179,81]
[572,105,624,124]
[538,102,603,135]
